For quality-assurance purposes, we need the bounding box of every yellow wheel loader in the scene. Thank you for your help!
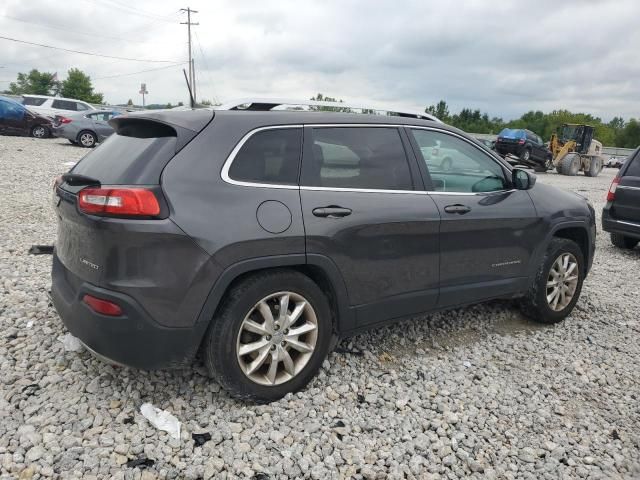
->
[549,124,604,177]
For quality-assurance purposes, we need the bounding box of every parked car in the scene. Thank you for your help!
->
[419,138,483,171]
[605,156,625,168]
[0,95,53,138]
[22,94,96,119]
[52,110,120,147]
[496,128,553,172]
[51,103,596,402]
[603,147,640,250]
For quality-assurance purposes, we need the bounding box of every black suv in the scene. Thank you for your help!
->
[51,102,596,402]
[603,147,640,249]
[496,128,553,172]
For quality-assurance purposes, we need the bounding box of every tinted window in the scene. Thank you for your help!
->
[410,129,507,193]
[228,128,302,185]
[0,100,25,120]
[625,151,640,177]
[22,97,47,106]
[71,127,177,185]
[76,102,90,111]
[303,127,412,190]
[52,99,78,111]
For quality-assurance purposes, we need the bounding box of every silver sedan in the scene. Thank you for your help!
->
[52,110,120,147]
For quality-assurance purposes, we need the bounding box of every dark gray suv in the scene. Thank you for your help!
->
[51,101,596,402]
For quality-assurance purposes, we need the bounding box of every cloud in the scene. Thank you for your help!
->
[1,0,639,120]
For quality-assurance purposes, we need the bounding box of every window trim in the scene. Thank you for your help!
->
[221,124,514,195]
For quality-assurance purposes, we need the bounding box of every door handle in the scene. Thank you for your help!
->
[312,206,352,218]
[444,204,471,215]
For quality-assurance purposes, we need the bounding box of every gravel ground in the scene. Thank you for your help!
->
[1,136,639,480]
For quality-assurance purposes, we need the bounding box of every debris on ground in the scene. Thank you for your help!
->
[125,457,155,469]
[192,432,212,446]
[60,333,83,352]
[140,403,181,440]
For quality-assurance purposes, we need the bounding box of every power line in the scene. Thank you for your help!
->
[0,35,180,63]
[94,62,187,79]
[193,30,218,104]
[87,0,179,23]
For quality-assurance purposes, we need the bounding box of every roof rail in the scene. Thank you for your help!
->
[216,98,442,123]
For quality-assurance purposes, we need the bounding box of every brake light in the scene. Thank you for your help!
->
[78,187,160,216]
[518,139,525,144]
[83,294,123,316]
[59,117,72,124]
[607,176,620,202]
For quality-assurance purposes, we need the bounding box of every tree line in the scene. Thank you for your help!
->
[2,68,104,104]
[426,100,640,149]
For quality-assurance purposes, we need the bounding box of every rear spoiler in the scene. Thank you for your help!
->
[109,109,214,151]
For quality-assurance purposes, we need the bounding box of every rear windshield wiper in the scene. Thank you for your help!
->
[61,173,101,186]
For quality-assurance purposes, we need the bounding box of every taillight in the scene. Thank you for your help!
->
[59,117,72,124]
[518,139,525,144]
[78,187,160,217]
[83,294,123,316]
[607,176,620,202]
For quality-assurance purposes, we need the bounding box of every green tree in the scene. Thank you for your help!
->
[127,99,134,106]
[616,119,640,148]
[60,68,104,104]
[309,93,351,112]
[425,100,451,123]
[8,69,59,95]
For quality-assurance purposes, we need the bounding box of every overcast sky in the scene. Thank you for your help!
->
[1,0,639,120]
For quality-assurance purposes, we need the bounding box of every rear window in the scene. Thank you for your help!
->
[22,97,47,106]
[624,150,640,177]
[52,99,78,111]
[71,123,177,185]
[499,128,525,139]
[228,128,302,185]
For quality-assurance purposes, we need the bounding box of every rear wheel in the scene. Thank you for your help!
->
[560,153,580,176]
[78,131,97,148]
[610,233,639,249]
[203,270,333,403]
[31,125,48,138]
[521,238,584,324]
[585,157,602,177]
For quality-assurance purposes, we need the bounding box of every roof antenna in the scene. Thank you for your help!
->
[183,68,195,108]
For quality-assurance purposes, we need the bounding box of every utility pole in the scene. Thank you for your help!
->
[180,7,199,105]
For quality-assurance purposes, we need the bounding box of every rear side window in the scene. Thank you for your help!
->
[625,151,640,177]
[302,127,413,190]
[228,128,302,185]
[52,99,78,111]
[71,121,177,185]
[22,97,47,106]
[76,103,90,111]
[0,100,25,120]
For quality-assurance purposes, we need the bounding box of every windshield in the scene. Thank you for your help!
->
[561,125,583,142]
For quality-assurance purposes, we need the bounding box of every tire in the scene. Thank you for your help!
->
[585,157,602,177]
[441,157,453,171]
[521,238,584,324]
[203,270,333,403]
[31,125,48,138]
[610,233,639,250]
[520,148,531,163]
[78,130,97,148]
[560,153,580,176]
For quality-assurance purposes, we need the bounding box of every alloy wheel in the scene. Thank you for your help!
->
[546,253,579,311]
[32,126,46,138]
[80,133,95,147]
[236,291,318,386]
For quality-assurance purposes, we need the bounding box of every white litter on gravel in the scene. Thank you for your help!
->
[60,333,83,352]
[140,403,181,440]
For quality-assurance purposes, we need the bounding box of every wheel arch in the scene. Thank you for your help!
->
[553,225,590,270]
[193,254,353,349]
[76,129,97,143]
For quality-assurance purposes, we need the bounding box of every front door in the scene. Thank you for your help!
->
[299,125,441,328]
[408,127,543,307]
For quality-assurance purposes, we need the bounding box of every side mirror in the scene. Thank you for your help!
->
[512,168,536,190]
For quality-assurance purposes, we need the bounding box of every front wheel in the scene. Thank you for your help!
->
[521,238,584,324]
[31,125,48,138]
[585,157,602,177]
[203,270,333,403]
[611,233,639,249]
[520,148,531,163]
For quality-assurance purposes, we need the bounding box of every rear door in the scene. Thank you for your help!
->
[90,112,115,140]
[299,125,441,328]
[407,127,543,307]
[614,150,640,222]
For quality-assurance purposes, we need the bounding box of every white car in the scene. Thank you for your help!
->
[21,95,96,119]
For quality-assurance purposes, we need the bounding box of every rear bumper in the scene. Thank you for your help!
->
[602,209,640,239]
[51,253,202,369]
[51,126,73,140]
[496,143,523,156]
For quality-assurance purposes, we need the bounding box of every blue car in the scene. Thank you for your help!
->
[0,95,53,138]
[495,128,552,171]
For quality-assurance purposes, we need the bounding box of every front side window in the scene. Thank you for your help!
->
[228,128,302,185]
[302,127,413,190]
[411,129,507,193]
